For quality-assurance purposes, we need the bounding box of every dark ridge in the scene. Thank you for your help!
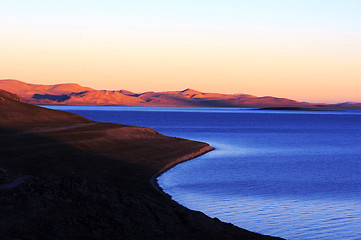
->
[71,91,90,96]
[32,93,71,102]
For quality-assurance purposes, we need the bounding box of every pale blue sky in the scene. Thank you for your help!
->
[1,0,360,103]
[2,0,360,30]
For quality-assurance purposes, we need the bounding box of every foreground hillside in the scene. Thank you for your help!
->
[0,89,282,239]
[2,79,351,108]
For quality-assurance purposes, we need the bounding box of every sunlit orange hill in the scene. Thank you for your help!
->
[0,79,360,109]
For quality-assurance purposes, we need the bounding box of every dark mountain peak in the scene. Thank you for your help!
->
[233,93,257,98]
[181,88,202,95]
[119,89,138,97]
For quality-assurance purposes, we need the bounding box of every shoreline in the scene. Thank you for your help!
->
[150,145,215,196]
[0,89,284,239]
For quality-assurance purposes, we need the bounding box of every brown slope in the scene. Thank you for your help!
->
[0,89,282,240]
[0,89,91,129]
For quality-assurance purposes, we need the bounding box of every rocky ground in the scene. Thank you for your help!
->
[0,169,283,240]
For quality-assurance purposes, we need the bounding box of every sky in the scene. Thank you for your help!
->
[1,0,360,103]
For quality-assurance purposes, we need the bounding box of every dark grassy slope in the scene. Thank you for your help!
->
[0,89,283,240]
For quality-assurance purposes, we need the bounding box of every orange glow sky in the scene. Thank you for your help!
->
[1,0,360,103]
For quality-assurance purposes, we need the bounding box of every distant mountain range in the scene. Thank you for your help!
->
[0,79,360,109]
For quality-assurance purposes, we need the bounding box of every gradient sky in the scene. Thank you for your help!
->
[1,0,360,103]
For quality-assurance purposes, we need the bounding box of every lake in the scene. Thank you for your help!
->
[43,106,361,240]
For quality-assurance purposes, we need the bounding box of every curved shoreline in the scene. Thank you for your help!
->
[150,145,215,196]
[0,89,284,239]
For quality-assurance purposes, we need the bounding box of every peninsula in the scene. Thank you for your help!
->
[0,88,283,239]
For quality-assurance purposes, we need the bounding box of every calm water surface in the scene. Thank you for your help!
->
[44,106,361,240]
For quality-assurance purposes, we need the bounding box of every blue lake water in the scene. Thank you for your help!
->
[43,106,361,239]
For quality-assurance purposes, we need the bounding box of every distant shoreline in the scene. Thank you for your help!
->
[253,107,344,111]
